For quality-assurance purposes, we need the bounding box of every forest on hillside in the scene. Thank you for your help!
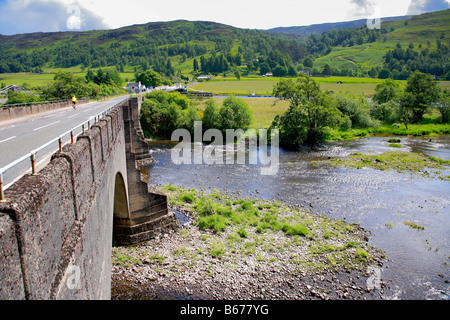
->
[0,10,448,80]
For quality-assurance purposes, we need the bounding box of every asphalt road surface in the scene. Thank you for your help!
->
[0,96,129,189]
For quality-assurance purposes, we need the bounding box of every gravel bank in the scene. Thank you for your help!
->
[111,185,388,300]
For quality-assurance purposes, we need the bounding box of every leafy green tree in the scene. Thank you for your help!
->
[378,69,391,79]
[218,95,253,132]
[140,91,199,138]
[403,71,441,123]
[333,92,376,128]
[85,69,95,83]
[373,79,402,104]
[193,59,199,71]
[303,57,313,68]
[270,76,342,148]
[322,64,331,76]
[436,89,449,123]
[202,99,221,131]
[398,92,415,130]
[136,70,162,88]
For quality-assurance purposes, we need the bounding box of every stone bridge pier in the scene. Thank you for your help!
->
[0,97,178,300]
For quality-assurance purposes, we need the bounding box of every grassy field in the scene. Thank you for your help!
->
[190,76,385,96]
[0,69,136,88]
[190,77,449,97]
[193,96,290,129]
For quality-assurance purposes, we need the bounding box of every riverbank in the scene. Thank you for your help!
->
[111,185,387,300]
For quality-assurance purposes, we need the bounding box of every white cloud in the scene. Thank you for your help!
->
[0,0,109,35]
[407,0,450,14]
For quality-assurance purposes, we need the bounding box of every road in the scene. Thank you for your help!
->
[0,95,129,189]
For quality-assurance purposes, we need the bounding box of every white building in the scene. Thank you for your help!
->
[126,82,146,94]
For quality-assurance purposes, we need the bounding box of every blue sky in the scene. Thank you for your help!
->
[0,0,448,35]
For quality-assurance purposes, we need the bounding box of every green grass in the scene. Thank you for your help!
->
[191,77,449,98]
[194,96,290,129]
[388,143,403,148]
[318,151,450,180]
[191,76,390,97]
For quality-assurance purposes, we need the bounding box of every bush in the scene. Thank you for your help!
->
[371,100,400,124]
[140,91,199,138]
[333,92,377,128]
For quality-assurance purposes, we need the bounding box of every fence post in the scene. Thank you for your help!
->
[0,172,4,202]
[30,153,36,175]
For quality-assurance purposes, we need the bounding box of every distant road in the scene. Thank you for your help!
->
[0,95,129,189]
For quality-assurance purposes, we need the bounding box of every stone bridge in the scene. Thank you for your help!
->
[0,97,178,300]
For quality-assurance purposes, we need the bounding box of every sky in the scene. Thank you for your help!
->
[0,0,449,35]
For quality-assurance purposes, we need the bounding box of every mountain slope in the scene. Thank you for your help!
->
[0,20,307,78]
[309,9,449,79]
[267,16,412,37]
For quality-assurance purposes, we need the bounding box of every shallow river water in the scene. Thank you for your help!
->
[144,135,450,300]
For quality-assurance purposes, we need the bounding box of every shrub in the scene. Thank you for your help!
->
[180,193,195,203]
[198,214,227,233]
[282,223,309,237]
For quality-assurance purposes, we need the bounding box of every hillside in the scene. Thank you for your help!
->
[0,20,307,80]
[308,9,449,79]
[267,16,412,37]
[0,9,448,87]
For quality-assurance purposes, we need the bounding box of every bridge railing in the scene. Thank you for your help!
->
[0,98,128,202]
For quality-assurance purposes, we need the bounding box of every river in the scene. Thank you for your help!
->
[144,135,450,300]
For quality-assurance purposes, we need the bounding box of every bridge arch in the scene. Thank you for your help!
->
[113,172,129,220]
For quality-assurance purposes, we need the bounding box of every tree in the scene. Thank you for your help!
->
[322,64,331,76]
[373,79,402,104]
[435,89,449,123]
[218,95,253,132]
[234,69,241,80]
[378,68,391,79]
[403,71,441,123]
[85,69,95,83]
[193,59,199,71]
[202,99,221,131]
[270,76,342,148]
[259,62,271,76]
[303,57,313,68]
[136,70,162,88]
[398,92,415,130]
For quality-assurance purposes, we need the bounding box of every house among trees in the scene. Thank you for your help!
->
[126,81,147,94]
[298,70,311,77]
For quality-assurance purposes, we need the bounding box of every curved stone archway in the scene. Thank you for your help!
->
[113,172,129,220]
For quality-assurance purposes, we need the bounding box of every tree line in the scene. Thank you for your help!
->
[5,68,125,104]
[270,72,448,149]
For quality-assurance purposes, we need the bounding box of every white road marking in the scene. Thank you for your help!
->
[0,136,16,144]
[68,114,78,119]
[33,121,60,131]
